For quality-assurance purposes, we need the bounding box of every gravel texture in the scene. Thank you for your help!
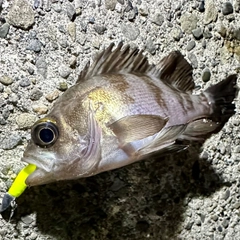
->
[0,0,240,239]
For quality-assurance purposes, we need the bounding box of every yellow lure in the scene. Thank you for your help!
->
[8,164,36,198]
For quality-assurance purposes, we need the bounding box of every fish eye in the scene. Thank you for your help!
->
[31,119,59,148]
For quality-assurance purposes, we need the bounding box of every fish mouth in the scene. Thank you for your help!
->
[21,154,56,186]
[21,153,55,173]
[25,167,55,186]
[22,157,56,186]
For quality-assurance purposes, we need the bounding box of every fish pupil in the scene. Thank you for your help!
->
[39,128,54,143]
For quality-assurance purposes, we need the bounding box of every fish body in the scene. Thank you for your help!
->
[22,43,238,186]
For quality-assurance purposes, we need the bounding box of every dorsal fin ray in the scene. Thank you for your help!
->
[157,51,195,92]
[77,43,195,93]
[77,42,155,83]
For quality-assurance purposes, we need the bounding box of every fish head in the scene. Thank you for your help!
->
[22,108,101,186]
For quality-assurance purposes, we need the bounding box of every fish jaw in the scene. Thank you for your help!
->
[22,152,56,173]
[25,167,55,186]
[21,161,55,187]
[21,144,57,186]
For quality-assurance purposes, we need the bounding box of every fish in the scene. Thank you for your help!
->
[20,42,238,187]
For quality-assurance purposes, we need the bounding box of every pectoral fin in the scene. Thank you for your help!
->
[108,115,168,143]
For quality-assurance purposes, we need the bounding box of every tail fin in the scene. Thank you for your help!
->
[205,74,238,125]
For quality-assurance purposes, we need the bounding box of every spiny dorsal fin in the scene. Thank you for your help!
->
[77,43,195,93]
[158,51,195,92]
[77,42,155,83]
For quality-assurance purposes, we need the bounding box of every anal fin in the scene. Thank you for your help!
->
[180,118,220,141]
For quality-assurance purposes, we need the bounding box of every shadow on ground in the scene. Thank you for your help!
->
[2,144,227,240]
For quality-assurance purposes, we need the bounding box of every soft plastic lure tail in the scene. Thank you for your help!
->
[0,164,36,217]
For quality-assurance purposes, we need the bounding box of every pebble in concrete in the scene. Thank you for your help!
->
[7,0,35,30]
[16,113,38,129]
[222,2,234,15]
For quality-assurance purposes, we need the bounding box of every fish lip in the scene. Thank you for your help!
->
[21,156,36,167]
[22,157,53,186]
[21,157,40,175]
[21,154,53,173]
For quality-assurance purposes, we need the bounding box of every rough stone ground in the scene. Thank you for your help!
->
[0,0,240,239]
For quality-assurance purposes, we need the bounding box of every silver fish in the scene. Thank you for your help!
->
[22,42,238,186]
